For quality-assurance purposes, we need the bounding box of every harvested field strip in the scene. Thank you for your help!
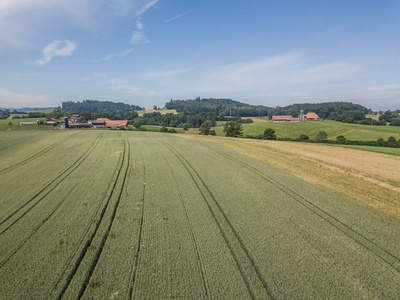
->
[53,139,131,299]
[0,132,103,233]
[217,150,400,273]
[0,132,78,175]
[160,140,274,300]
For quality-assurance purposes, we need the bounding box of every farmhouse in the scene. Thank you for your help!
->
[305,112,320,120]
[70,114,80,123]
[46,118,58,125]
[272,115,300,122]
[95,118,128,128]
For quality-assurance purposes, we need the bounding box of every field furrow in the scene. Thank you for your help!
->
[216,150,400,273]
[0,132,103,233]
[159,139,273,300]
[1,131,400,299]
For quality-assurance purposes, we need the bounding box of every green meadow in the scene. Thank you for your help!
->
[193,119,400,141]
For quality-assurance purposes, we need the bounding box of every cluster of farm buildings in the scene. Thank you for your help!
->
[63,114,128,129]
[271,112,320,122]
[19,114,128,128]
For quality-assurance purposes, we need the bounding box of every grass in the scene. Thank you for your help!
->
[337,145,400,156]
[191,119,400,141]
[0,118,48,131]
[1,131,400,299]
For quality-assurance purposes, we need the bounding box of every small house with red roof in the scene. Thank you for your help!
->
[305,112,320,121]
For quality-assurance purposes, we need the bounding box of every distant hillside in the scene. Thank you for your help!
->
[62,100,144,112]
[0,107,55,112]
[272,102,371,122]
[165,97,272,117]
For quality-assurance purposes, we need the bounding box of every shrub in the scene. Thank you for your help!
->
[299,134,309,141]
[262,128,277,140]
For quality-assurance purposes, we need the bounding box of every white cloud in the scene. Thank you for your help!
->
[35,40,76,66]
[135,0,159,17]
[0,0,158,50]
[0,89,51,107]
[136,18,143,29]
[131,31,148,44]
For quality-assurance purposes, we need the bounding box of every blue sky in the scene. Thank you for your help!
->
[0,0,399,110]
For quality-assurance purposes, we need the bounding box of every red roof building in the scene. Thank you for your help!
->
[305,112,320,120]
[272,115,300,122]
[96,118,128,128]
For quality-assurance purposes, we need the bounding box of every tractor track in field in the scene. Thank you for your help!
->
[0,132,103,234]
[50,137,131,299]
[0,132,79,175]
[155,141,210,299]
[77,139,132,299]
[216,150,400,273]
[46,136,124,299]
[128,137,146,299]
[0,132,103,269]
[160,140,275,300]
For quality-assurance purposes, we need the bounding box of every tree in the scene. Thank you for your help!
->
[223,121,243,137]
[299,134,309,141]
[209,130,216,136]
[160,126,168,132]
[8,122,12,126]
[316,131,328,142]
[262,128,276,140]
[168,128,177,133]
[133,121,141,129]
[182,123,189,131]
[336,135,347,143]
[199,120,212,135]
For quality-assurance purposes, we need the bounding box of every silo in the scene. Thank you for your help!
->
[300,110,305,122]
[64,117,69,129]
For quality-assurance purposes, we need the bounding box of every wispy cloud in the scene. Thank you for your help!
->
[141,69,189,78]
[35,40,76,66]
[131,31,149,44]
[107,85,155,96]
[135,0,159,17]
[0,89,50,107]
[103,48,134,61]
[136,17,143,29]
[0,0,157,50]
[193,52,357,94]
[163,8,197,23]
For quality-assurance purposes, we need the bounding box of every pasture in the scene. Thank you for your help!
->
[1,130,400,299]
[193,119,400,141]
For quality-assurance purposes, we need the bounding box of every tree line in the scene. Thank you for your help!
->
[62,100,144,112]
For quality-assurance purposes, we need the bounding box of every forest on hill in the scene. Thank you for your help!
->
[165,97,271,117]
[62,100,144,112]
